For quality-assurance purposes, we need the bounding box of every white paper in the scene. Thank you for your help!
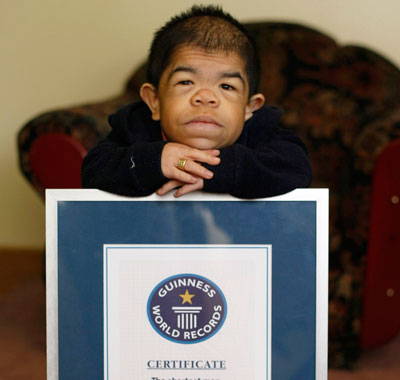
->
[104,245,272,380]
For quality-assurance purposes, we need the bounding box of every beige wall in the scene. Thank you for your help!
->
[2,0,400,248]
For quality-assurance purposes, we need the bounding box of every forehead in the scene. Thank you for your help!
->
[163,46,247,80]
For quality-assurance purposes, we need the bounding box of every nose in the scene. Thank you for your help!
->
[190,89,219,107]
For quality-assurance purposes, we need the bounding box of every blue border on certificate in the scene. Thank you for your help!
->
[57,200,316,380]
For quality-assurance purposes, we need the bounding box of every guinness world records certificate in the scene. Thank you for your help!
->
[105,245,271,379]
[46,189,328,380]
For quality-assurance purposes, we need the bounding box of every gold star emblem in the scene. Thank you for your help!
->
[179,289,195,305]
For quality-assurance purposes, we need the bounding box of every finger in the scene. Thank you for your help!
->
[173,167,199,184]
[184,148,221,166]
[156,180,183,195]
[181,160,214,180]
[174,180,203,198]
[204,149,220,156]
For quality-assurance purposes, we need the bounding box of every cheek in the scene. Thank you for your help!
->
[162,95,186,113]
[159,102,185,130]
[226,105,246,125]
[159,102,177,122]
[227,110,246,139]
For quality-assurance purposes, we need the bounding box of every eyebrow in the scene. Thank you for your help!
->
[168,66,245,85]
[167,66,196,81]
[219,72,245,85]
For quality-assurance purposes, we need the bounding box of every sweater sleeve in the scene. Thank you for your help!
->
[81,131,168,197]
[202,114,313,199]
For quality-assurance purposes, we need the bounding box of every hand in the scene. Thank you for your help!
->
[156,177,204,198]
[161,143,220,184]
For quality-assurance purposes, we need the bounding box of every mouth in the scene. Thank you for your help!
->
[185,116,222,130]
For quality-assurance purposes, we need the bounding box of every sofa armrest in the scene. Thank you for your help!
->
[350,108,400,347]
[353,108,400,174]
[17,93,138,198]
[361,137,400,348]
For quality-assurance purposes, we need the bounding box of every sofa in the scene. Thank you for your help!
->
[17,21,400,368]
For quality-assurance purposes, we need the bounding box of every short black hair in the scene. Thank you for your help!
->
[146,4,261,97]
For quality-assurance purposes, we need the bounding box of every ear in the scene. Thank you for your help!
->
[140,83,160,121]
[245,93,265,121]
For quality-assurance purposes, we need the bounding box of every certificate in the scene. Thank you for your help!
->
[104,245,271,380]
[46,189,328,380]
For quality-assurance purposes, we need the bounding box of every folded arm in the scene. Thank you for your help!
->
[202,127,313,198]
[81,131,168,196]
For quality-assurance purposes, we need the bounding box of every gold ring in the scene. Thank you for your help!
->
[177,158,187,171]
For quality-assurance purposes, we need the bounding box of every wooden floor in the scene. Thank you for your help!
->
[0,248,399,380]
[0,248,43,296]
[0,248,45,380]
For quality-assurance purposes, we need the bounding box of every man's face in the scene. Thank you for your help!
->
[141,46,264,149]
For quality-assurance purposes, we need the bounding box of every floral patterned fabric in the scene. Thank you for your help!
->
[18,22,400,368]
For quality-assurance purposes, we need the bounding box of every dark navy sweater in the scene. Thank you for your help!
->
[81,101,312,198]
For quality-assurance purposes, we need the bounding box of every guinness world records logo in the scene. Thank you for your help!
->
[147,274,227,344]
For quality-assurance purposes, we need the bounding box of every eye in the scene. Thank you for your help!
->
[220,83,235,91]
[177,80,193,85]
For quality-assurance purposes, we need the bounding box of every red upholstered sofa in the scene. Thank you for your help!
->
[17,22,400,368]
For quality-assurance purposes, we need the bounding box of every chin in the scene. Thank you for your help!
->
[183,138,220,150]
